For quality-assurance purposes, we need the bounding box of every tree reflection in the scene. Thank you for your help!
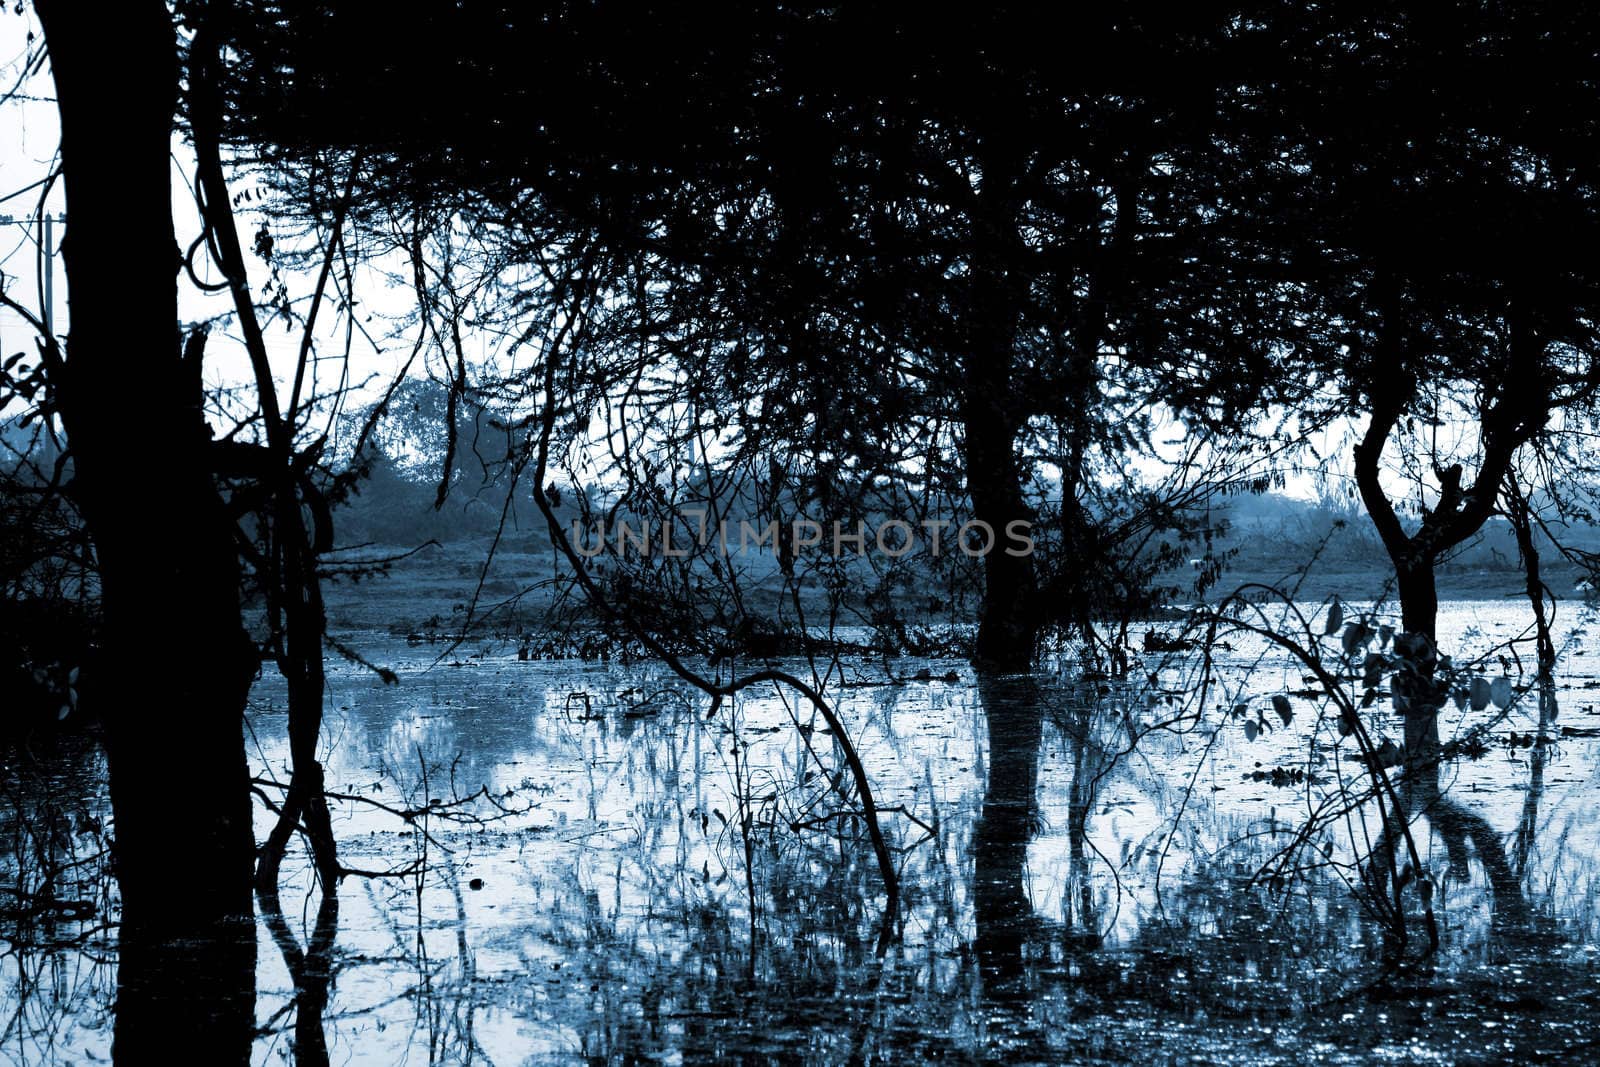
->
[259,873,337,1067]
[971,675,1044,990]
[112,917,255,1065]
[8,637,1600,1062]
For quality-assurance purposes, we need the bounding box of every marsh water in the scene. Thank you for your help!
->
[5,599,1600,1064]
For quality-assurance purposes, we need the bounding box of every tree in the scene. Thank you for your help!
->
[212,1,1309,673]
[27,1,257,1058]
[1219,1,1600,763]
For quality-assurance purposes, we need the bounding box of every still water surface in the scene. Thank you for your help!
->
[4,600,1600,1063]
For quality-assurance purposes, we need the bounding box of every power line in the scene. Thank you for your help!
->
[0,212,63,335]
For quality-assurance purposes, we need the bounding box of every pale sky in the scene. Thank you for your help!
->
[0,8,434,456]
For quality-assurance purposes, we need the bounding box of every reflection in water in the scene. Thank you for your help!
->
[259,876,337,1066]
[6,604,1600,1062]
[1429,794,1530,935]
[972,674,1044,989]
[113,916,255,1065]
[1512,676,1558,883]
[0,732,115,1061]
[970,675,1114,997]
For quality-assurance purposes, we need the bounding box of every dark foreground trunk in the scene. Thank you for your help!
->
[36,2,258,1060]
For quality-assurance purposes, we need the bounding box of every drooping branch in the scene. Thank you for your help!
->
[522,265,903,928]
[189,21,342,889]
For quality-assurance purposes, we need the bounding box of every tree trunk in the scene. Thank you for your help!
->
[965,392,1038,672]
[965,146,1037,674]
[1393,558,1443,771]
[35,2,258,1060]
[1395,557,1438,643]
[1354,393,1443,770]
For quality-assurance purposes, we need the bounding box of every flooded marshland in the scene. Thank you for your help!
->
[5,600,1600,1064]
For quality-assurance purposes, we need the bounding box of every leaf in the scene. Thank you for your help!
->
[1341,623,1371,656]
[1338,713,1354,737]
[1324,597,1344,636]
[1362,653,1385,688]
[1244,720,1260,741]
[1378,624,1394,648]
[1272,694,1294,727]
[1469,677,1492,711]
[1453,689,1468,711]
[1490,676,1513,708]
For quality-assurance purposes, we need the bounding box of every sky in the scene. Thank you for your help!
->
[0,7,433,453]
[0,8,62,347]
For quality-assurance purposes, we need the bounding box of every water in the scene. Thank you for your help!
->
[4,600,1600,1063]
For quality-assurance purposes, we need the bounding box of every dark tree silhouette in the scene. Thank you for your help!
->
[1211,2,1600,763]
[8,4,1600,1058]
[30,1,257,1059]
[208,2,1315,672]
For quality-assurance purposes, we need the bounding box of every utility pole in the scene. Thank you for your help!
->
[0,212,64,336]
[42,213,53,337]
